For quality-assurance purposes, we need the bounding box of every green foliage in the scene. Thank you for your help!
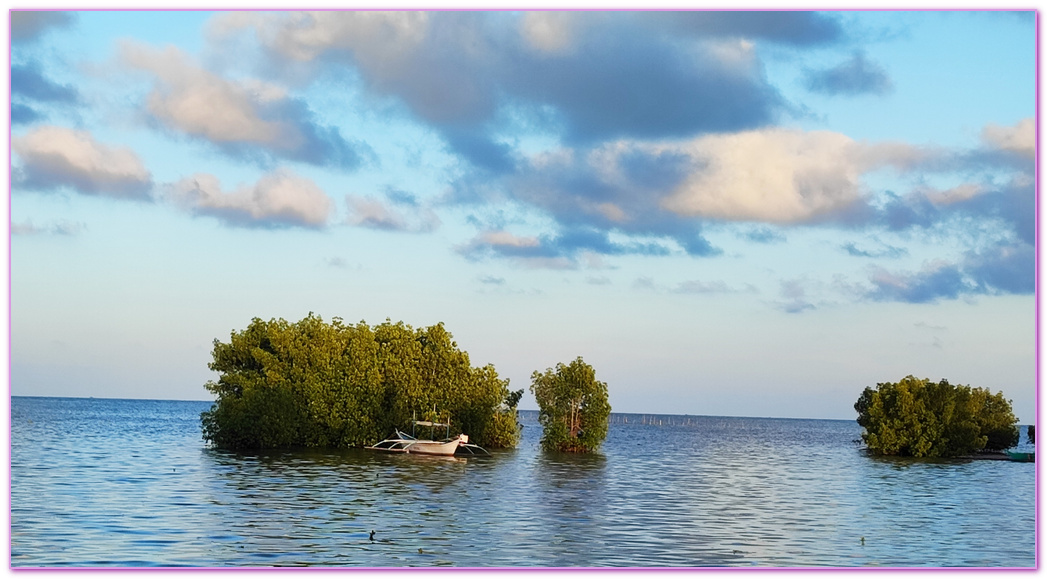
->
[530,357,611,453]
[201,314,521,450]
[854,375,1019,458]
[505,388,524,410]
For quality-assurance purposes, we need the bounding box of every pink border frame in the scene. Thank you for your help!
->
[5,7,1040,573]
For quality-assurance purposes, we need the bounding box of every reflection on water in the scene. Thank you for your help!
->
[11,398,1035,567]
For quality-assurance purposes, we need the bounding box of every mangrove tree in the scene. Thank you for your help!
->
[201,314,521,450]
[854,375,1019,458]
[530,357,611,452]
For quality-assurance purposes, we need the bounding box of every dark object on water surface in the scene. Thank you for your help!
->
[1004,451,1035,463]
[369,530,375,542]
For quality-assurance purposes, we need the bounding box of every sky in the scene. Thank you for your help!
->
[7,9,1037,421]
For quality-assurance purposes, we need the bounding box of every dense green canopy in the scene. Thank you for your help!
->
[530,357,611,453]
[201,314,521,450]
[854,375,1019,458]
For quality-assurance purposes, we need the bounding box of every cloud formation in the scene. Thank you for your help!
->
[841,241,907,259]
[450,113,1034,291]
[673,280,757,295]
[11,61,81,126]
[11,63,77,103]
[526,129,928,230]
[164,169,334,229]
[865,261,970,303]
[981,118,1035,159]
[804,52,893,96]
[344,191,440,232]
[458,143,719,261]
[11,11,74,43]
[119,42,370,169]
[455,222,684,269]
[740,227,786,244]
[863,238,1033,304]
[209,10,798,168]
[12,126,153,199]
[11,62,79,104]
[662,129,874,223]
[18,12,1025,312]
[648,11,843,46]
[776,279,817,313]
[12,219,87,236]
[457,230,545,259]
[226,4,1020,284]
[963,242,1034,294]
[12,103,45,125]
[455,230,581,269]
[449,126,928,266]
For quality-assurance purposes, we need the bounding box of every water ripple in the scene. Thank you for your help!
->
[11,398,1035,567]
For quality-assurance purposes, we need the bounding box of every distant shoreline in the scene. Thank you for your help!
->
[6,395,869,423]
[13,395,1034,427]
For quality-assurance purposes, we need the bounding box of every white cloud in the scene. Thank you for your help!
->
[214,11,430,66]
[120,42,287,146]
[660,129,868,223]
[165,169,334,228]
[118,41,367,169]
[981,118,1034,159]
[12,125,152,199]
[506,129,927,230]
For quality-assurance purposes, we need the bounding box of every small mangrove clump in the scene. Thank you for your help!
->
[854,375,1019,458]
[201,314,522,450]
[530,357,611,453]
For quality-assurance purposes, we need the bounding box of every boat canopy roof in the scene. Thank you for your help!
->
[414,420,450,428]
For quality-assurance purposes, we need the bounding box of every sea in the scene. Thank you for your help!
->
[9,396,1036,568]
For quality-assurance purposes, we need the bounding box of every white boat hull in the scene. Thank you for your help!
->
[401,439,460,456]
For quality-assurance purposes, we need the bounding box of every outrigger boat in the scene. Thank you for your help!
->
[367,418,490,456]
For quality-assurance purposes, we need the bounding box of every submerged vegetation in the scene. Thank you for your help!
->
[201,314,522,450]
[531,357,611,453]
[854,375,1019,458]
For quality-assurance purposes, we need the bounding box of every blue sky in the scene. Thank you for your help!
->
[8,10,1036,421]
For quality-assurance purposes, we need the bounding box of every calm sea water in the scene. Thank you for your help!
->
[10,396,1036,568]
